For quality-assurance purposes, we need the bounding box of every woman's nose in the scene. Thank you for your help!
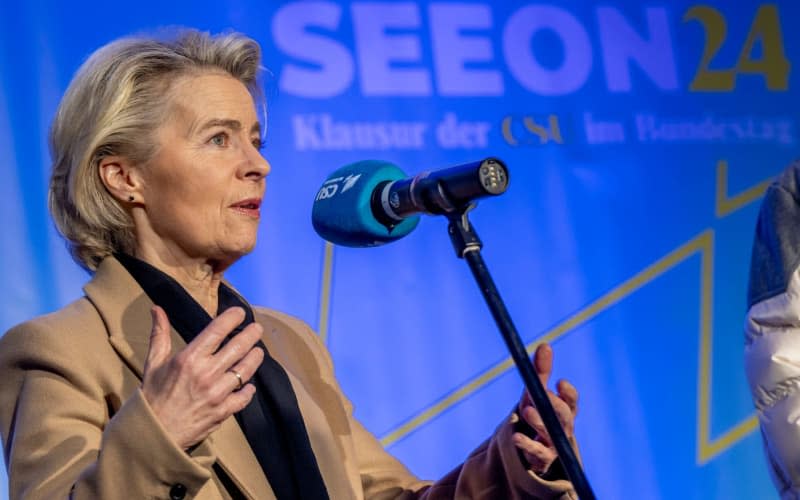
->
[242,144,271,180]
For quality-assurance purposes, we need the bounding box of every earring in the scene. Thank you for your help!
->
[128,195,134,202]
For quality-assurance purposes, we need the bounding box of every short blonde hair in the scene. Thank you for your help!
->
[48,29,263,271]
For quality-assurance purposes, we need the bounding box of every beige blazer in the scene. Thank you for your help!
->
[0,257,576,499]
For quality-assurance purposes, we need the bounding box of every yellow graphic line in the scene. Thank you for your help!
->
[715,160,773,218]
[692,158,771,462]
[695,229,715,463]
[692,229,758,464]
[318,242,335,344]
[380,230,713,447]
[701,416,759,464]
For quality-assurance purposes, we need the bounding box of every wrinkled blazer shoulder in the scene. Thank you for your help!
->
[0,296,119,389]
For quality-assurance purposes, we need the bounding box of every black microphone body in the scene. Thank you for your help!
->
[371,157,509,228]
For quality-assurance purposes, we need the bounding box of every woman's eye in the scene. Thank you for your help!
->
[210,133,228,147]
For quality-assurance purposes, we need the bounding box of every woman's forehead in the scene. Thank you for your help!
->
[166,73,260,135]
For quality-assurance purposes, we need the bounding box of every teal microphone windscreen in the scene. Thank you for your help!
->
[311,160,420,247]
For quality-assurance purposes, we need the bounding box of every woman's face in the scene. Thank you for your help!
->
[136,72,270,269]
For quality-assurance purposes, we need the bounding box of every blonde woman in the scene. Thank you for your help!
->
[0,30,579,500]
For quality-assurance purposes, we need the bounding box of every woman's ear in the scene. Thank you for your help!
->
[98,156,144,205]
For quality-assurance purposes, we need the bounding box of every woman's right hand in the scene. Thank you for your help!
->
[141,305,265,449]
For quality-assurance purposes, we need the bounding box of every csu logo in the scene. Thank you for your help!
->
[316,173,362,201]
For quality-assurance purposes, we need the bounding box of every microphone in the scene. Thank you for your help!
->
[312,158,509,247]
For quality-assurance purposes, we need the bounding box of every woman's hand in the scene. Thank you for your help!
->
[512,343,579,475]
[141,305,265,450]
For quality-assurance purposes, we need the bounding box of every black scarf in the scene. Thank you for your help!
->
[116,253,330,500]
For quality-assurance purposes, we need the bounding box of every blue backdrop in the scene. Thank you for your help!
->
[0,1,795,498]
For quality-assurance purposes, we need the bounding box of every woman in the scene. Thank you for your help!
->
[0,30,580,499]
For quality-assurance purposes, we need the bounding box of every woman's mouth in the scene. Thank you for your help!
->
[230,198,261,218]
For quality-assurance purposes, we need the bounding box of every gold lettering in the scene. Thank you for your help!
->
[735,5,789,90]
[684,5,735,91]
[501,116,518,146]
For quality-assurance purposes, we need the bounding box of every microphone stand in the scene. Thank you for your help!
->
[446,205,596,500]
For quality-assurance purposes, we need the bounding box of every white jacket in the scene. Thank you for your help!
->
[746,161,800,499]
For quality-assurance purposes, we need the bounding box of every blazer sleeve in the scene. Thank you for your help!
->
[0,307,216,499]
[289,316,578,500]
[745,171,800,498]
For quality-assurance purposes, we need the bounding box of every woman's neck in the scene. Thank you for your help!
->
[133,246,226,317]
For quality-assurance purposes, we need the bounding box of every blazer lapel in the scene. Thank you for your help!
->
[259,316,358,500]
[282,368,358,500]
[84,257,155,380]
[206,420,276,500]
[84,257,276,500]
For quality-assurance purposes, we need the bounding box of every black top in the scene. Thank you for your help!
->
[116,253,329,500]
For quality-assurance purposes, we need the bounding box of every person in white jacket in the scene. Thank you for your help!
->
[746,160,800,498]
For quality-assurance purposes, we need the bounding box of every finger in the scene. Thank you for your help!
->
[512,432,557,474]
[204,382,257,429]
[223,345,265,394]
[521,391,574,444]
[235,344,265,382]
[547,391,575,436]
[518,389,533,415]
[220,383,257,419]
[225,369,245,393]
[521,404,550,445]
[213,322,263,372]
[533,343,553,387]
[557,379,579,416]
[192,307,247,355]
[531,391,574,436]
[144,306,172,373]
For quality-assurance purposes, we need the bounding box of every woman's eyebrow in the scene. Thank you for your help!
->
[194,119,261,136]
[196,118,243,134]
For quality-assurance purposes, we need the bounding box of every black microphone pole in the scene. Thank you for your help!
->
[446,206,596,500]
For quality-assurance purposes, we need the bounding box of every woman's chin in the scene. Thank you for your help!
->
[221,239,258,262]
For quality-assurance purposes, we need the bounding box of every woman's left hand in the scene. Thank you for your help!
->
[512,343,579,475]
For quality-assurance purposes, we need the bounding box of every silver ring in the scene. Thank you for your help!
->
[229,369,243,390]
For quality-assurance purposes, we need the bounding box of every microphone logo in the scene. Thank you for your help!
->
[315,181,339,201]
[341,173,361,193]
[316,173,363,201]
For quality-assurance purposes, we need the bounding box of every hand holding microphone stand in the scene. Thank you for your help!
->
[446,202,595,500]
[312,157,595,499]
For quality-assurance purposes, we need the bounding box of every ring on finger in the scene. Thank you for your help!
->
[229,369,244,390]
